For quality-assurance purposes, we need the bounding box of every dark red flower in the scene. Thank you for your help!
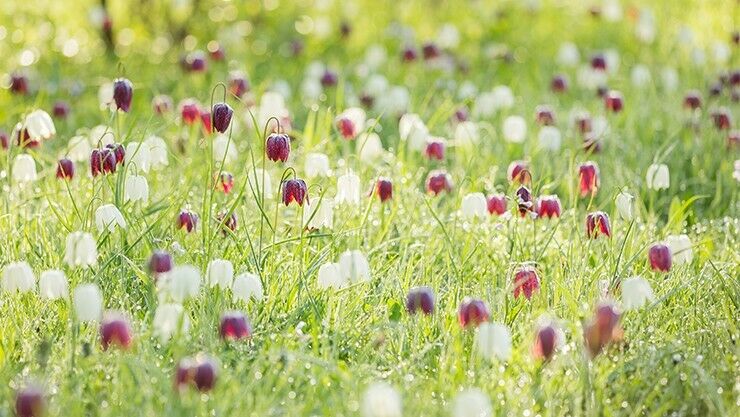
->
[551,74,568,93]
[177,209,199,232]
[533,323,558,361]
[212,103,233,133]
[56,158,74,180]
[152,95,173,114]
[513,265,540,300]
[90,148,117,177]
[426,170,453,195]
[337,117,356,139]
[282,179,308,206]
[425,140,445,161]
[507,160,531,184]
[584,302,621,357]
[53,101,70,119]
[575,113,592,135]
[586,211,611,239]
[402,45,418,62]
[590,54,607,71]
[376,178,393,202]
[405,286,435,315]
[578,162,599,197]
[216,210,237,235]
[187,51,207,72]
[422,42,441,60]
[200,109,213,134]
[229,73,250,98]
[535,105,556,126]
[458,298,490,328]
[487,194,507,215]
[100,312,133,350]
[10,73,29,95]
[648,243,672,272]
[219,311,252,341]
[516,186,534,217]
[112,78,133,112]
[0,131,8,150]
[711,108,732,130]
[148,250,173,275]
[217,172,234,194]
[15,385,44,417]
[208,42,225,61]
[105,143,125,165]
[320,70,338,87]
[683,91,702,110]
[180,100,200,125]
[604,90,623,113]
[535,195,561,218]
[266,133,291,162]
[176,355,218,392]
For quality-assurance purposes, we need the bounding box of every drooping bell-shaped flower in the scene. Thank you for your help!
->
[211,102,233,133]
[513,265,540,300]
[64,231,97,267]
[112,78,133,112]
[461,192,488,220]
[578,162,600,197]
[426,170,453,195]
[648,243,672,272]
[100,310,133,350]
[219,310,252,341]
[476,322,512,361]
[458,297,490,328]
[535,195,561,219]
[405,286,435,315]
[95,204,126,232]
[282,178,308,206]
[266,132,291,162]
[586,211,611,238]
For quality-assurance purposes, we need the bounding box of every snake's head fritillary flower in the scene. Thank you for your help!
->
[177,209,199,233]
[100,311,133,350]
[90,148,116,177]
[232,272,264,303]
[95,204,126,233]
[476,322,512,361]
[452,389,492,417]
[551,74,568,92]
[507,160,531,185]
[56,158,74,180]
[615,191,634,220]
[15,385,44,417]
[513,265,540,300]
[584,301,621,357]
[208,41,225,60]
[266,132,291,162]
[152,95,173,115]
[148,250,173,276]
[186,51,207,72]
[426,170,453,195]
[402,45,418,62]
[219,310,252,341]
[375,178,393,203]
[361,382,402,417]
[533,322,560,361]
[487,193,507,215]
[683,90,702,110]
[216,210,237,235]
[646,163,670,190]
[621,276,655,310]
[105,143,125,165]
[179,99,200,125]
[211,102,233,133]
[229,71,249,98]
[535,195,562,219]
[112,78,133,112]
[10,73,29,95]
[604,90,623,113]
[535,105,555,126]
[0,131,8,149]
[575,113,592,135]
[53,101,70,119]
[424,139,445,161]
[335,107,366,140]
[458,297,490,328]
[282,179,308,206]
[711,107,732,130]
[405,286,435,315]
[217,172,234,194]
[422,42,441,60]
[590,53,607,71]
[515,186,534,217]
[176,355,218,392]
[578,161,600,197]
[73,283,102,322]
[320,69,338,87]
[2,261,35,293]
[586,211,611,238]
[64,232,97,267]
[648,243,672,272]
[200,109,213,134]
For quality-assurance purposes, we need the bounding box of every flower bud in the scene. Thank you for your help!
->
[266,133,291,162]
[100,310,133,350]
[2,261,35,293]
[90,148,117,177]
[15,385,44,417]
[148,250,173,275]
[73,283,103,322]
[405,286,435,315]
[578,162,600,197]
[177,209,199,232]
[711,108,732,130]
[551,74,568,92]
[124,175,149,203]
[211,102,233,133]
[535,195,561,218]
[282,178,308,206]
[458,297,490,328]
[229,72,250,98]
[586,211,611,238]
[648,243,672,272]
[375,178,393,203]
[513,265,540,300]
[426,170,453,195]
[487,194,507,215]
[39,270,69,300]
[216,210,237,235]
[112,78,133,112]
[56,158,74,180]
[232,272,264,303]
[10,73,29,95]
[153,303,189,341]
[53,101,70,119]
[317,262,346,289]
[220,310,252,341]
